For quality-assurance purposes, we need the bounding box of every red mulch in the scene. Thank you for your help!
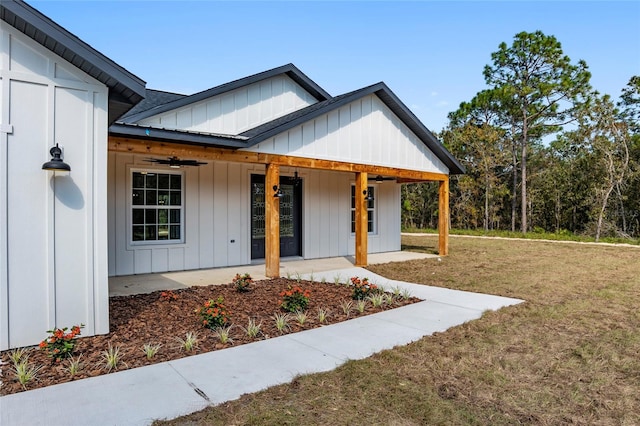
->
[1,278,419,396]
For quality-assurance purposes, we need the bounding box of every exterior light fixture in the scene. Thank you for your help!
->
[375,175,383,183]
[363,189,374,202]
[42,143,71,172]
[273,185,284,198]
[293,170,302,186]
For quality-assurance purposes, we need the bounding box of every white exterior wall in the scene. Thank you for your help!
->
[137,75,317,135]
[0,23,109,350]
[244,94,450,175]
[107,155,401,276]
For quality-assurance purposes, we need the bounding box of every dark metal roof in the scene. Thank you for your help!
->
[122,63,331,123]
[1,0,146,123]
[120,89,187,120]
[110,122,249,149]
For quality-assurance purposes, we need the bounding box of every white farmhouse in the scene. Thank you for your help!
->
[1,0,463,350]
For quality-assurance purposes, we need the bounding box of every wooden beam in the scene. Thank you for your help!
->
[108,136,449,182]
[355,172,368,267]
[438,178,450,256]
[265,164,280,277]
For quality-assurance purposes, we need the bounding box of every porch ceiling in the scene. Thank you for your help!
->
[108,136,449,183]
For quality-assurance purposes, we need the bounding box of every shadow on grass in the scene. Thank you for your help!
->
[402,244,438,255]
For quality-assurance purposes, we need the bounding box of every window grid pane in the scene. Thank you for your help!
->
[132,172,183,243]
[351,185,376,235]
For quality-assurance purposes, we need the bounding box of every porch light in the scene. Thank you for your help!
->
[293,170,302,186]
[42,143,71,172]
[363,189,374,202]
[375,175,383,183]
[273,185,284,198]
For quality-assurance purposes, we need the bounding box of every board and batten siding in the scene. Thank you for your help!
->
[0,22,109,350]
[107,155,401,276]
[243,94,450,175]
[136,75,317,135]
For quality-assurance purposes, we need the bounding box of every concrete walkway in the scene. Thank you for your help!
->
[1,266,523,426]
[109,251,439,296]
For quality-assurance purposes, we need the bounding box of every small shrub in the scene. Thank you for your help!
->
[401,288,413,300]
[367,293,384,307]
[340,300,353,317]
[350,277,378,300]
[280,286,310,313]
[67,354,83,376]
[197,297,231,329]
[294,311,308,325]
[213,326,234,344]
[356,300,367,313]
[39,324,83,362]
[8,348,27,365]
[160,290,178,301]
[102,345,123,372]
[243,318,262,338]
[177,332,198,352]
[233,273,253,292]
[317,307,328,323]
[142,343,162,360]
[12,358,42,389]
[273,312,291,333]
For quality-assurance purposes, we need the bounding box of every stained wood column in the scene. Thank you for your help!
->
[265,163,280,277]
[355,172,368,266]
[438,178,450,256]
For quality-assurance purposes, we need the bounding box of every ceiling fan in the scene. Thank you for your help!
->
[145,156,207,168]
[369,175,396,183]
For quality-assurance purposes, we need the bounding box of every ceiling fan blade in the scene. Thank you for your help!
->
[144,157,206,167]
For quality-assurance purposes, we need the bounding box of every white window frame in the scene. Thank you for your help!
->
[350,184,377,235]
[129,168,185,245]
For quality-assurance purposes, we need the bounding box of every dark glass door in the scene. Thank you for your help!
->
[251,175,302,259]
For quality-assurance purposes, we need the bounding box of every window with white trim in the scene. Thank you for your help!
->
[131,171,183,243]
[351,185,376,234]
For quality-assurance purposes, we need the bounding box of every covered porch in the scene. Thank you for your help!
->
[109,250,439,297]
[109,137,451,279]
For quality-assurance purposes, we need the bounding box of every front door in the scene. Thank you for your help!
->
[251,175,302,259]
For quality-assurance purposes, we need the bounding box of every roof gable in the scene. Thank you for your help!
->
[243,91,460,175]
[109,66,464,175]
[129,74,322,136]
[1,0,145,123]
[241,83,464,174]
[122,64,330,124]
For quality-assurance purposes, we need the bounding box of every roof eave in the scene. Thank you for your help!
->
[1,0,146,123]
[109,123,250,149]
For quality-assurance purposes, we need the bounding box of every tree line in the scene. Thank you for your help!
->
[402,31,639,240]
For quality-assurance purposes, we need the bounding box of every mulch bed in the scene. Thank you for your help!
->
[1,277,419,396]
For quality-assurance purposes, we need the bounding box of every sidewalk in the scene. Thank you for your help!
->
[1,267,523,426]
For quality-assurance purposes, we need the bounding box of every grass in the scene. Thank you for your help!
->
[154,235,640,425]
[403,226,640,245]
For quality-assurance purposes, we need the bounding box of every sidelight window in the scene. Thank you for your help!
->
[351,185,376,234]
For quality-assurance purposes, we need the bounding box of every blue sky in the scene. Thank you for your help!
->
[30,1,640,133]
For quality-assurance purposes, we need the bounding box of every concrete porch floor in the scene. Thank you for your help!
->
[109,251,439,296]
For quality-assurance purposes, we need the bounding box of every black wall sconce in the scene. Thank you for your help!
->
[42,143,71,172]
[375,175,383,183]
[363,189,374,202]
[292,170,302,187]
[273,185,284,198]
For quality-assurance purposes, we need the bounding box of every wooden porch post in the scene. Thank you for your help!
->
[355,172,368,266]
[438,177,450,256]
[265,163,280,277]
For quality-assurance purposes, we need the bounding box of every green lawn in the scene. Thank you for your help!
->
[156,235,640,425]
